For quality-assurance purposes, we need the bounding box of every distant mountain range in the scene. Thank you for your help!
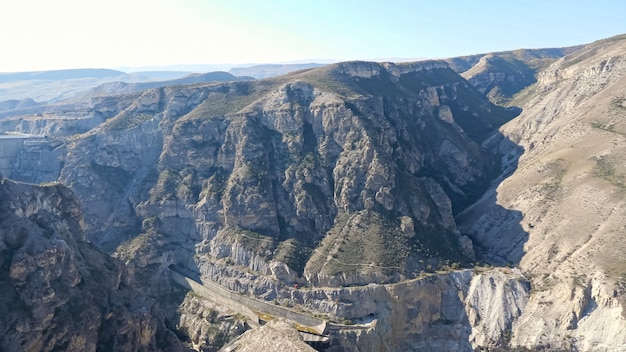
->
[0,63,332,103]
[228,63,326,78]
[83,71,254,98]
[0,68,128,82]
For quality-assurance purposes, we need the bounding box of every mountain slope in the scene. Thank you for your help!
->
[0,69,132,102]
[0,59,526,350]
[0,68,251,103]
[457,34,626,351]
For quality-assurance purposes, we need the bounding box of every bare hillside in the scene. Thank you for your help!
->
[458,34,626,350]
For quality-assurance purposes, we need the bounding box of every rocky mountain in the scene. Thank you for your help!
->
[0,68,129,83]
[223,319,316,351]
[0,98,41,112]
[0,177,185,351]
[54,60,516,285]
[2,34,626,351]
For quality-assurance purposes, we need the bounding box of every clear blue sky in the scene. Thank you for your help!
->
[0,0,624,72]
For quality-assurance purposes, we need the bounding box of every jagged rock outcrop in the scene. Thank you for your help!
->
[1,136,66,184]
[0,177,185,352]
[220,268,527,351]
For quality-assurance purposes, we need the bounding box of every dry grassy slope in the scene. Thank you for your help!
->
[458,35,626,350]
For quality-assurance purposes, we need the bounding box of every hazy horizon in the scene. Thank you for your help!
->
[1,0,624,72]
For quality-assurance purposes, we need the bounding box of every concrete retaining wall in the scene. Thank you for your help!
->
[170,269,259,324]
[169,267,327,334]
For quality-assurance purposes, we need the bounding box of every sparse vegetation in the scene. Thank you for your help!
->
[541,159,566,200]
[180,65,362,123]
[503,328,513,345]
[611,96,626,110]
[590,121,626,137]
[103,112,154,131]
[305,211,411,276]
[90,161,132,193]
[572,275,587,287]
[114,231,159,261]
[148,168,181,202]
[273,239,313,274]
[560,49,597,69]
[229,228,277,260]
[593,155,626,190]
[182,87,259,120]
[508,82,539,108]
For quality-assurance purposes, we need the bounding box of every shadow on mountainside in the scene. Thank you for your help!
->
[118,244,247,350]
[456,132,529,266]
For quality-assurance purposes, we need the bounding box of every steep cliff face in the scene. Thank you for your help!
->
[70,61,517,289]
[457,34,626,351]
[4,137,66,184]
[0,178,185,351]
